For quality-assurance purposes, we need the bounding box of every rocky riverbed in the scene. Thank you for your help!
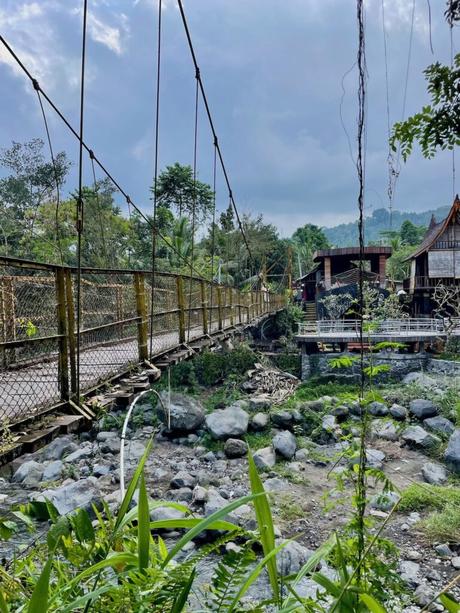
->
[1,366,460,610]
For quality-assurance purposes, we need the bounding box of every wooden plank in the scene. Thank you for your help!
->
[18,425,60,453]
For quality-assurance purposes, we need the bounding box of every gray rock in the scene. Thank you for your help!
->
[248,396,271,411]
[277,540,315,576]
[13,461,43,485]
[399,560,421,587]
[423,416,455,436]
[93,463,111,478]
[271,410,295,429]
[434,543,452,558]
[99,437,121,454]
[409,399,438,419]
[224,438,248,458]
[272,430,297,459]
[371,420,398,441]
[42,460,63,482]
[368,401,388,417]
[350,448,385,470]
[452,557,460,570]
[96,431,116,442]
[167,487,193,502]
[263,477,289,492]
[204,488,228,516]
[402,425,441,449]
[445,429,460,475]
[170,471,197,489]
[390,404,407,420]
[64,447,92,464]
[403,372,437,387]
[36,477,101,516]
[370,491,400,511]
[123,441,146,462]
[42,436,78,461]
[202,451,216,463]
[414,584,434,607]
[250,412,269,431]
[157,392,205,432]
[421,462,448,485]
[295,448,310,462]
[150,505,187,522]
[192,485,208,503]
[330,405,349,421]
[253,446,276,470]
[205,405,249,440]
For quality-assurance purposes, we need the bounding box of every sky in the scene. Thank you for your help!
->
[0,0,458,237]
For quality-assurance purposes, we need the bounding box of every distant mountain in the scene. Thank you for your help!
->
[323,205,451,247]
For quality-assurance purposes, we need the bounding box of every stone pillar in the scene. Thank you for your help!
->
[301,350,311,380]
[324,257,331,290]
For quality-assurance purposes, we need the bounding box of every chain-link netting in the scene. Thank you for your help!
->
[0,257,283,424]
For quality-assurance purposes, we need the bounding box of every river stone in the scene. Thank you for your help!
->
[42,436,78,461]
[423,416,455,437]
[389,404,407,421]
[276,540,316,576]
[36,477,101,516]
[42,460,64,482]
[399,560,421,587]
[402,425,441,449]
[224,438,248,458]
[150,505,187,522]
[370,491,400,512]
[350,448,385,470]
[371,419,398,441]
[204,488,228,516]
[248,396,271,411]
[92,463,111,478]
[421,462,448,485]
[64,446,93,464]
[271,410,295,429]
[13,460,43,485]
[272,430,297,459]
[263,477,289,492]
[170,471,197,489]
[192,485,208,503]
[100,437,121,454]
[157,392,205,432]
[253,446,276,470]
[205,405,249,440]
[445,429,460,474]
[367,401,388,417]
[409,399,438,419]
[403,372,437,387]
[330,405,349,421]
[167,487,193,502]
[250,412,269,431]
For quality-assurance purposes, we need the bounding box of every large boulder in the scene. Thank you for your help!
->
[42,436,78,461]
[402,425,440,449]
[409,399,438,420]
[272,430,297,460]
[205,405,249,440]
[157,392,205,432]
[367,402,388,417]
[423,416,455,437]
[13,461,43,486]
[250,412,269,431]
[36,477,101,516]
[445,429,460,475]
[389,404,407,421]
[276,540,316,576]
[253,446,276,470]
[224,438,248,458]
[421,462,448,485]
[371,420,398,441]
[170,471,197,489]
[42,460,64,482]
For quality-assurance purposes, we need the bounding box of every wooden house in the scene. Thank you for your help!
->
[404,196,460,315]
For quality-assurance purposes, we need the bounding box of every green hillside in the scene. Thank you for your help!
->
[323,205,450,247]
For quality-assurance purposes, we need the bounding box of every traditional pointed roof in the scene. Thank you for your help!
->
[405,195,460,260]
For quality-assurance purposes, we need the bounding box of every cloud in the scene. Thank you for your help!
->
[87,13,125,55]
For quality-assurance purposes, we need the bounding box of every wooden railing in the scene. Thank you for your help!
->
[403,276,460,290]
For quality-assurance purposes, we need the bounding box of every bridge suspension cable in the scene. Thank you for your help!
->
[176,0,254,267]
[0,34,208,282]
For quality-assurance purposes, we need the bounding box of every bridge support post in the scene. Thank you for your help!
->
[176,276,186,344]
[200,280,208,335]
[64,270,77,398]
[134,272,148,361]
[55,268,69,401]
[229,288,234,326]
[217,286,223,330]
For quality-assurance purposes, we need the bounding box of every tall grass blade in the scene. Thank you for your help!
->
[440,594,460,613]
[138,473,150,572]
[171,567,196,613]
[0,590,9,613]
[114,439,152,533]
[247,450,279,603]
[359,593,387,612]
[27,557,52,613]
[163,492,265,566]
[58,586,112,613]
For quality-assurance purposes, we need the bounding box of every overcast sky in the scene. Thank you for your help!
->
[0,0,458,236]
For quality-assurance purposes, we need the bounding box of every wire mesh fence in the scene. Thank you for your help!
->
[0,255,284,424]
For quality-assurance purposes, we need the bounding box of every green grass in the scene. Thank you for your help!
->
[420,504,460,543]
[273,493,306,521]
[245,431,273,451]
[399,483,460,513]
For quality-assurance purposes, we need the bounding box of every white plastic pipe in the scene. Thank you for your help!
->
[119,388,169,499]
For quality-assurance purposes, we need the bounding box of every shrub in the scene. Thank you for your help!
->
[399,483,460,512]
[421,504,460,542]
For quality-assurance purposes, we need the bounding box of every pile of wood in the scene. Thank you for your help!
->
[242,362,299,404]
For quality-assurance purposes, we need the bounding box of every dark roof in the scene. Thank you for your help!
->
[405,195,460,260]
[295,263,319,283]
[313,246,392,261]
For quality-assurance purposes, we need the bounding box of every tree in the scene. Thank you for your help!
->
[400,220,420,245]
[391,4,460,160]
[0,139,70,256]
[291,223,330,277]
[152,163,214,223]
